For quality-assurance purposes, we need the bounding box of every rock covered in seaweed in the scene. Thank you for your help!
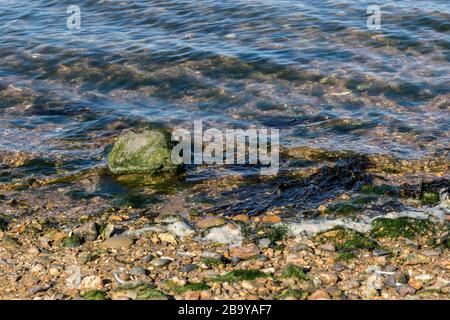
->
[108,129,182,176]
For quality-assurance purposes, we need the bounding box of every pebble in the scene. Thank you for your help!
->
[373,249,390,256]
[317,271,338,285]
[130,267,147,276]
[230,244,260,259]
[196,217,226,229]
[367,274,384,290]
[422,249,440,257]
[73,221,98,241]
[347,279,361,289]
[158,232,178,245]
[258,238,271,249]
[408,278,423,290]
[232,215,249,222]
[100,235,134,249]
[404,253,430,265]
[80,276,103,292]
[201,251,223,261]
[180,264,198,273]
[331,263,346,272]
[308,289,331,300]
[261,215,281,223]
[151,258,173,267]
[318,243,335,252]
[396,284,416,297]
[27,246,40,255]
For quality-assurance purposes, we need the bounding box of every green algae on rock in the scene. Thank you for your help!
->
[281,264,309,280]
[108,129,182,176]
[315,227,378,251]
[213,269,270,282]
[370,217,434,239]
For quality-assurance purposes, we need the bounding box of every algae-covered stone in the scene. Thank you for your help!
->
[108,129,182,176]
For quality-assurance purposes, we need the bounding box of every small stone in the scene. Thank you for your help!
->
[31,264,44,273]
[229,244,260,259]
[394,271,408,284]
[201,251,223,261]
[408,278,423,290]
[241,281,254,290]
[180,264,198,273]
[258,238,271,249]
[261,215,281,224]
[318,243,335,252]
[361,287,379,298]
[27,246,40,255]
[80,276,103,292]
[308,289,331,300]
[384,276,397,288]
[185,291,200,300]
[112,271,130,284]
[422,249,440,257]
[367,274,384,290]
[232,215,249,222]
[404,253,430,265]
[317,271,338,285]
[396,284,416,297]
[370,256,387,266]
[158,232,178,245]
[151,258,173,267]
[347,279,361,289]
[373,249,390,256]
[100,235,134,249]
[73,221,98,241]
[331,263,346,272]
[200,290,212,300]
[384,265,398,272]
[130,267,147,276]
[196,216,226,229]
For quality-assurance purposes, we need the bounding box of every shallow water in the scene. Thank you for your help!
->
[0,0,449,182]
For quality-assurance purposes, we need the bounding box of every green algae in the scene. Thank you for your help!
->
[335,252,357,262]
[81,290,107,300]
[63,234,83,248]
[370,217,434,239]
[0,215,9,231]
[213,269,270,282]
[108,129,182,176]
[359,184,397,196]
[316,226,378,251]
[281,264,309,280]
[268,224,289,243]
[166,281,210,294]
[324,203,360,215]
[276,287,309,300]
[419,192,440,206]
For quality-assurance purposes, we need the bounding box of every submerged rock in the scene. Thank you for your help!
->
[108,129,182,176]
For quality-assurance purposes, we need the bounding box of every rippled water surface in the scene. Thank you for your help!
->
[1,0,449,181]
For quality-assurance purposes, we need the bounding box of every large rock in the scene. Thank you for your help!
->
[108,129,182,175]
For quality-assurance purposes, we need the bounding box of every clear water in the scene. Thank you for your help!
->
[1,0,449,181]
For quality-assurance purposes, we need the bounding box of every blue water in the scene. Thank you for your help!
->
[0,0,449,180]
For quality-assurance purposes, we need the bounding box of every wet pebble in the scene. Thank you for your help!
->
[396,284,416,297]
[180,264,198,273]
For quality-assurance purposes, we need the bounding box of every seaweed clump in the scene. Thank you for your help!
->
[370,217,434,239]
[315,226,378,251]
[213,269,270,282]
